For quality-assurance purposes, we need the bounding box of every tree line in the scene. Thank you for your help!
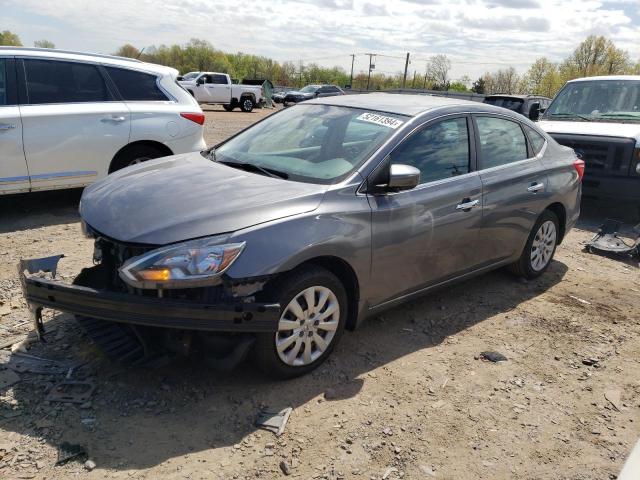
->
[2,29,639,96]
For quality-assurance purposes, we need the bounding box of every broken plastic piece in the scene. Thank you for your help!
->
[47,381,95,404]
[255,407,292,436]
[480,351,508,363]
[56,441,87,465]
[585,219,639,258]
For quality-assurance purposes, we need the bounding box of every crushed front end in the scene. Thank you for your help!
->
[18,235,280,368]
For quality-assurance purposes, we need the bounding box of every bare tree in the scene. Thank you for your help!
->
[426,54,451,90]
[34,39,55,49]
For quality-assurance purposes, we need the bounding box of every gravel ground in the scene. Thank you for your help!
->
[0,105,639,480]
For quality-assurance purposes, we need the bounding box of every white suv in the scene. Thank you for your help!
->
[0,47,206,195]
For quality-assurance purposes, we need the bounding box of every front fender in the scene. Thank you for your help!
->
[225,193,372,294]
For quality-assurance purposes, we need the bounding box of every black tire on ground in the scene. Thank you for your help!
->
[240,97,254,112]
[508,209,560,279]
[223,103,235,112]
[109,144,168,173]
[252,266,347,379]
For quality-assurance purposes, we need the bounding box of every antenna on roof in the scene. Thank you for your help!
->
[136,47,146,59]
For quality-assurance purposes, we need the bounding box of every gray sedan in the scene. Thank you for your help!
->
[20,93,583,378]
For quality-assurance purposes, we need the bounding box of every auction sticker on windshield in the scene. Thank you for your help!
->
[357,112,404,129]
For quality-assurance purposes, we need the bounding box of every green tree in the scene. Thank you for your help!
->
[34,39,55,49]
[0,30,22,46]
[471,77,486,94]
[114,44,141,58]
[448,81,468,92]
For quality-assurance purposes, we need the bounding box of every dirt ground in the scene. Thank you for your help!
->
[1,105,639,480]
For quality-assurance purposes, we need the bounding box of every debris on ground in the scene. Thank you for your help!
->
[569,295,592,305]
[55,442,87,466]
[279,460,292,475]
[0,350,78,375]
[46,381,95,404]
[84,459,97,471]
[604,389,623,412]
[255,407,292,436]
[479,351,508,363]
[585,219,640,258]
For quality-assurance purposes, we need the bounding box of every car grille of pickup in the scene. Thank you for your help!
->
[549,134,635,178]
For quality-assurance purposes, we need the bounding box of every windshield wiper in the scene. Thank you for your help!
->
[218,160,289,180]
[548,112,592,121]
[598,113,640,120]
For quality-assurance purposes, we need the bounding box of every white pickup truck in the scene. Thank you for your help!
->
[178,72,264,112]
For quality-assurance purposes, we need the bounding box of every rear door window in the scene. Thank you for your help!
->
[105,66,168,101]
[389,117,471,184]
[212,74,228,84]
[523,124,546,155]
[476,116,529,169]
[23,59,111,104]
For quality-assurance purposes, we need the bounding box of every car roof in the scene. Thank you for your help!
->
[306,92,495,117]
[485,94,549,99]
[568,75,640,83]
[0,47,177,76]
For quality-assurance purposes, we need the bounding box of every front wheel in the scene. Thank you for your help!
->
[240,97,254,112]
[509,210,559,279]
[253,267,347,379]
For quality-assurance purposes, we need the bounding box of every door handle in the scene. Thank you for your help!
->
[0,123,16,130]
[456,199,480,210]
[527,182,545,193]
[101,116,126,123]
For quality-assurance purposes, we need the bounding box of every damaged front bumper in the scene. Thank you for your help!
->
[18,255,281,340]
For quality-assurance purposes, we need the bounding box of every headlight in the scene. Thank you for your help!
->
[119,237,245,289]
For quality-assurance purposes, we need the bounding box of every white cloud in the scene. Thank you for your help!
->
[3,0,639,81]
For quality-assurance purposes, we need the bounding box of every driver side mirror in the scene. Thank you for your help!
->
[387,164,420,191]
[196,78,204,85]
[529,102,541,121]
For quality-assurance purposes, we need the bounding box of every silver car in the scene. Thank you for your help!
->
[20,93,583,378]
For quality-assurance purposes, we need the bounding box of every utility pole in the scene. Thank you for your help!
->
[402,52,410,89]
[412,70,416,89]
[349,54,355,88]
[365,53,375,91]
[298,59,303,88]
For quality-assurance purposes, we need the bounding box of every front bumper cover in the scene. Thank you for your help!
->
[18,255,281,338]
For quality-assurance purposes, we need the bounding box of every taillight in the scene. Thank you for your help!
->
[180,112,205,125]
[573,158,585,181]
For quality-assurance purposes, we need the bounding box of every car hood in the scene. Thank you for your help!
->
[80,153,327,245]
[538,120,640,145]
[286,91,313,97]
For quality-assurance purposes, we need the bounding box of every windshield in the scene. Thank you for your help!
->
[545,80,640,122]
[215,104,408,184]
[483,97,524,112]
[182,72,200,80]
[300,85,318,93]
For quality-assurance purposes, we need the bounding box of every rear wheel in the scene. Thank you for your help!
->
[253,267,347,379]
[509,210,559,279]
[240,97,254,112]
[110,144,168,173]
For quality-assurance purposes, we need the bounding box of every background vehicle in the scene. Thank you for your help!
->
[178,72,263,112]
[483,94,552,120]
[283,84,344,106]
[0,47,206,195]
[272,90,291,104]
[538,75,640,201]
[21,94,582,379]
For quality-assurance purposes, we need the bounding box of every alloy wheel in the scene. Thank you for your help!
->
[275,285,340,366]
[530,220,557,271]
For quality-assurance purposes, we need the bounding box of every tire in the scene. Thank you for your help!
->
[223,104,235,112]
[240,97,254,112]
[508,210,560,279]
[110,144,168,173]
[253,266,347,379]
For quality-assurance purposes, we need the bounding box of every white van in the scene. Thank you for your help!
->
[0,47,206,195]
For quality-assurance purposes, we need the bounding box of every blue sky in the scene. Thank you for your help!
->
[3,0,639,80]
